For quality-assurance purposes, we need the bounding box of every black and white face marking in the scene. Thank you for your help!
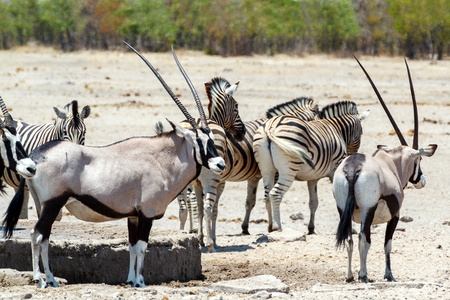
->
[194,127,225,173]
[0,126,36,178]
[409,156,426,189]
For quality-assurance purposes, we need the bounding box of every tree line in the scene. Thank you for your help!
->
[0,0,448,59]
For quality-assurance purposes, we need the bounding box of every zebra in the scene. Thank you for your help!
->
[176,77,245,252]
[253,101,370,233]
[0,96,37,188]
[1,99,90,219]
[180,96,320,251]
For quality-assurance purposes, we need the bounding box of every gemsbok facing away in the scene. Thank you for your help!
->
[334,57,437,283]
[2,43,225,288]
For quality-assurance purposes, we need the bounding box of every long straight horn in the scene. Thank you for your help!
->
[123,41,198,128]
[171,45,208,129]
[353,55,408,146]
[405,58,419,150]
[0,96,13,126]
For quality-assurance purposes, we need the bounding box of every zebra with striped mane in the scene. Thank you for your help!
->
[180,96,320,251]
[177,77,244,252]
[254,101,370,233]
[2,99,90,219]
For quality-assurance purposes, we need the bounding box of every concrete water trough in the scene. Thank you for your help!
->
[0,220,202,285]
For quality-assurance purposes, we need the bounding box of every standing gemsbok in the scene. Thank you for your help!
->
[334,57,437,283]
[254,101,370,233]
[1,99,90,219]
[2,43,225,289]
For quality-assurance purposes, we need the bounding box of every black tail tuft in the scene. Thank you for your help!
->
[336,176,357,249]
[2,178,26,239]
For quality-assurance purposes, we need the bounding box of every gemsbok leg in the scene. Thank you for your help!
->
[126,214,154,287]
[30,192,69,288]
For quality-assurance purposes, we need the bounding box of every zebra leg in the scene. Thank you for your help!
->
[307,179,319,234]
[269,172,296,232]
[241,177,261,235]
[187,186,199,234]
[177,188,188,231]
[211,182,225,248]
[262,174,275,232]
[18,190,29,219]
[384,214,399,282]
[358,207,376,283]
[203,184,219,253]
[194,185,205,247]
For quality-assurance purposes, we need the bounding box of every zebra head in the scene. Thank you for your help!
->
[205,77,245,141]
[320,101,370,155]
[0,97,36,179]
[53,100,90,145]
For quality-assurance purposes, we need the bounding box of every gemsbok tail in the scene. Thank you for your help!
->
[2,177,26,238]
[336,174,357,248]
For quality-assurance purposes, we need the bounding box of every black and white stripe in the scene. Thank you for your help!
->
[254,101,369,233]
[2,100,90,218]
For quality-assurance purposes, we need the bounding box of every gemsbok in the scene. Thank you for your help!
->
[334,57,437,283]
[2,43,225,288]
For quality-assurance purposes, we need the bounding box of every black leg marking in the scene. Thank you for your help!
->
[384,214,399,282]
[35,193,71,240]
[127,218,138,246]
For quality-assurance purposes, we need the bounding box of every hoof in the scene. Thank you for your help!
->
[242,229,250,235]
[307,230,316,235]
[358,275,372,283]
[346,276,355,283]
[384,274,397,282]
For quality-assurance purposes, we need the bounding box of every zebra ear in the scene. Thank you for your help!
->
[358,109,370,121]
[225,81,239,95]
[53,107,68,120]
[81,106,91,119]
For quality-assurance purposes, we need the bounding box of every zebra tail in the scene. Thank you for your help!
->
[267,134,315,170]
[2,177,26,239]
[335,174,357,249]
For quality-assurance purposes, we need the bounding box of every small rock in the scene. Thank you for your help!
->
[290,213,304,221]
[400,216,413,223]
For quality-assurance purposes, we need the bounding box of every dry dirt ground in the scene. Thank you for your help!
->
[0,44,449,299]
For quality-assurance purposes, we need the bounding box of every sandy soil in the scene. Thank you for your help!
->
[0,44,449,299]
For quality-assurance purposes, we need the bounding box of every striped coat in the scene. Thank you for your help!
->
[254,101,369,233]
[2,100,90,219]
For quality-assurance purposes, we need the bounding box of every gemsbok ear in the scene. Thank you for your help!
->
[53,107,68,120]
[377,145,391,151]
[225,81,239,95]
[411,144,438,158]
[166,118,192,139]
[358,109,370,121]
